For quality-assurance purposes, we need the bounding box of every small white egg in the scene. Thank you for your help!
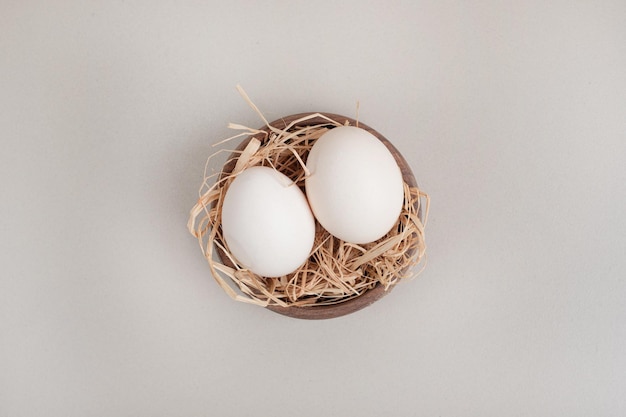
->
[305,126,404,244]
[221,166,315,277]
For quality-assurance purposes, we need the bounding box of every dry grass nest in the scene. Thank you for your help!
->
[188,101,428,308]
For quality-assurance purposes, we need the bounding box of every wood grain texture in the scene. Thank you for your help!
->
[217,113,421,320]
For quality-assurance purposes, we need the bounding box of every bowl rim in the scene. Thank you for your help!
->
[217,112,421,320]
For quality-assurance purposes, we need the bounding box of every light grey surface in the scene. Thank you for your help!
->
[2,1,625,416]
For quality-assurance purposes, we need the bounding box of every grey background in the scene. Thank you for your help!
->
[2,1,625,416]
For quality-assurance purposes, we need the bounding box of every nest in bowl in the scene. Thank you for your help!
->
[188,106,428,311]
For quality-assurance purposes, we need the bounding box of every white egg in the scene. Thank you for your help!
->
[221,166,316,277]
[305,126,404,244]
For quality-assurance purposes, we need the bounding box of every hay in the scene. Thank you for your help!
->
[187,93,428,308]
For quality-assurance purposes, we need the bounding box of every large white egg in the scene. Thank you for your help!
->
[221,166,316,277]
[305,126,404,244]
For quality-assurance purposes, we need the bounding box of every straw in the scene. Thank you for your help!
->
[188,95,428,308]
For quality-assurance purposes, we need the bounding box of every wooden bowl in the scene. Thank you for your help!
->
[218,113,421,320]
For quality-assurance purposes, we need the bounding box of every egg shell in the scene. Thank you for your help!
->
[221,166,316,277]
[305,126,404,244]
